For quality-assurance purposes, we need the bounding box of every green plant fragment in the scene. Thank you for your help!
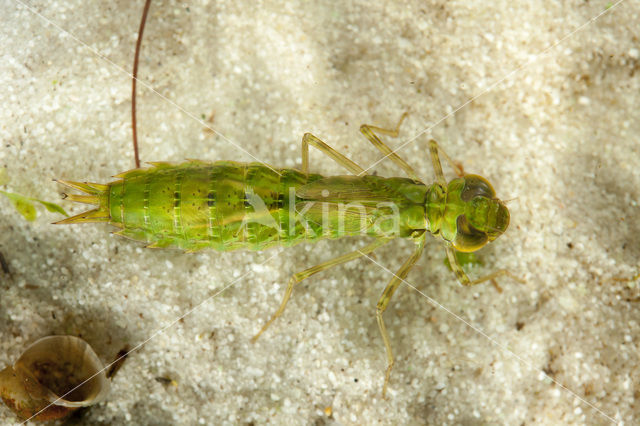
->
[0,190,68,221]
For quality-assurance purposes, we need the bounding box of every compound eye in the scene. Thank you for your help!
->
[453,215,489,252]
[461,175,495,202]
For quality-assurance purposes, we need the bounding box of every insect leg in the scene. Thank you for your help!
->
[359,113,421,181]
[429,139,465,182]
[301,133,366,175]
[376,237,425,397]
[445,245,525,286]
[251,238,391,343]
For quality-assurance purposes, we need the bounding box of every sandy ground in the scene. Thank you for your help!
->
[1,0,639,424]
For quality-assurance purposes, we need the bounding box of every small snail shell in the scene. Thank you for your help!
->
[0,335,110,421]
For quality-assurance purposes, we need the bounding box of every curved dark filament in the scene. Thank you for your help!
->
[132,0,152,169]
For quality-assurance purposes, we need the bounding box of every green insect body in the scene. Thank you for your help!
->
[56,161,507,254]
[56,129,513,397]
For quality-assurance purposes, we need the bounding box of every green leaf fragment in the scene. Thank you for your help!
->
[0,190,68,221]
[1,191,37,221]
[35,199,68,216]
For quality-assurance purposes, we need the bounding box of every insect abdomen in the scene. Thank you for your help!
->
[59,161,323,251]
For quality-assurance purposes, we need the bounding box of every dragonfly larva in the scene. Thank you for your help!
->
[56,115,514,396]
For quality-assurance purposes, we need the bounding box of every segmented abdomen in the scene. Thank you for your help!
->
[104,161,326,251]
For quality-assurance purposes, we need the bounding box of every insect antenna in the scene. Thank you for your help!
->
[131,0,152,169]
